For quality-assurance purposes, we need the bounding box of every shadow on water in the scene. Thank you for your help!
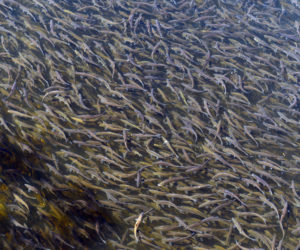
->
[0,131,120,249]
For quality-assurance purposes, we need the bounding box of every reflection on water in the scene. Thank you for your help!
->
[0,0,299,249]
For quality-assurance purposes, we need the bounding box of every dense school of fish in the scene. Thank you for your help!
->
[0,0,299,249]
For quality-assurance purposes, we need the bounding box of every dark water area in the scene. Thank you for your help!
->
[0,0,299,249]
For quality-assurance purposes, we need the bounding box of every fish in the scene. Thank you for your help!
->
[232,218,255,241]
[134,212,144,242]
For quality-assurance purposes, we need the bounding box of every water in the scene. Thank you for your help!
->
[0,0,299,249]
